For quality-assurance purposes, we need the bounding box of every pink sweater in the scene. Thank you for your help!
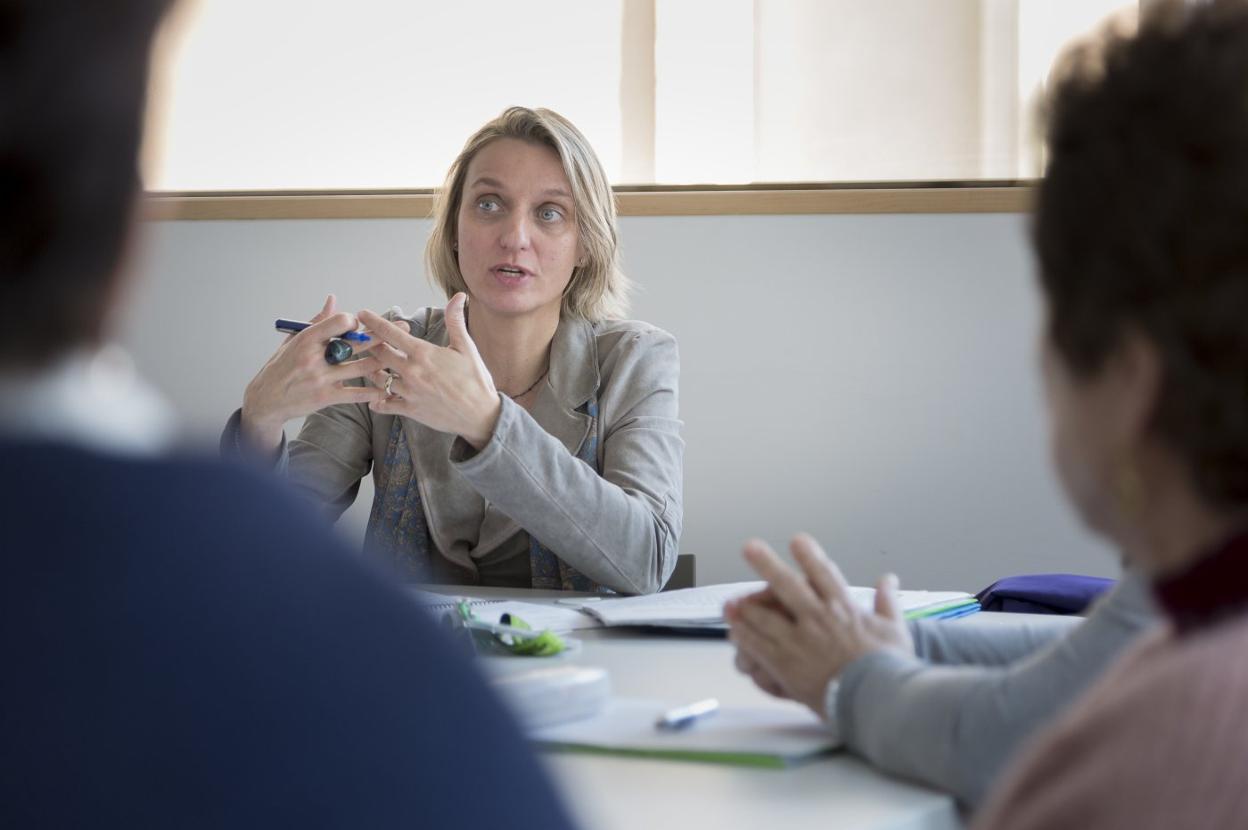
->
[973,614,1248,829]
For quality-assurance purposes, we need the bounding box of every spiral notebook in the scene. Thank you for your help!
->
[408,589,600,632]
[409,588,504,611]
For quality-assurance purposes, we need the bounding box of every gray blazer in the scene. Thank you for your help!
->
[267,308,683,595]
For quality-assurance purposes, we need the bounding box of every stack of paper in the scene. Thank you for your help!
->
[531,698,838,768]
[582,581,979,631]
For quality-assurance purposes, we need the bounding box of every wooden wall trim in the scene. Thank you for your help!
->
[144,184,1033,221]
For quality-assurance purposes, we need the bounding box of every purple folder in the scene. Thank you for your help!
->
[975,574,1115,615]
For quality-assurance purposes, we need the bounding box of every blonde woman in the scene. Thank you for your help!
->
[226,107,683,593]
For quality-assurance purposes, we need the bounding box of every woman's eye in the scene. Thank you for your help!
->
[539,206,564,222]
[477,198,500,212]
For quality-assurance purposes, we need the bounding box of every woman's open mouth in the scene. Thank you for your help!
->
[491,264,533,286]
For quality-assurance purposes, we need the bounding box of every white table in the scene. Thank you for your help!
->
[446,587,968,830]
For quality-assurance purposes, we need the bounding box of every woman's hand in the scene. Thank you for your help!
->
[730,590,793,700]
[724,533,914,717]
[240,294,384,452]
[358,293,501,449]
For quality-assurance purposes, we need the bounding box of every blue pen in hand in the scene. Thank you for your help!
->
[276,318,371,366]
[656,698,719,730]
[274,318,371,342]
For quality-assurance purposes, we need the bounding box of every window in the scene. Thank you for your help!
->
[145,0,1136,192]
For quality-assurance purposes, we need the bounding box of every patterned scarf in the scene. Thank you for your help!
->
[364,401,602,591]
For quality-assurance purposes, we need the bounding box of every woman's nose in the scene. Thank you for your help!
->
[499,212,532,251]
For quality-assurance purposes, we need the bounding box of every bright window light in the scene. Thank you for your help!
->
[144,0,1136,190]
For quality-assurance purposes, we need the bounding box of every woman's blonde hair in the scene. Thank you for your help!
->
[425,106,630,321]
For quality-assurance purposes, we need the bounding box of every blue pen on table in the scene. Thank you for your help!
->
[275,318,371,342]
[655,697,719,731]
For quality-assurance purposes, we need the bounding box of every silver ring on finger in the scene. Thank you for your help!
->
[383,371,397,397]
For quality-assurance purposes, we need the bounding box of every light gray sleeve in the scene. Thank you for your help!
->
[222,401,373,525]
[282,398,375,523]
[908,610,1083,667]
[834,571,1158,808]
[450,332,683,595]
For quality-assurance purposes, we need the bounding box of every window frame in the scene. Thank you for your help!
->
[144,182,1033,220]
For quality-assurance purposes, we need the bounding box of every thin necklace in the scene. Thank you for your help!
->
[506,368,548,399]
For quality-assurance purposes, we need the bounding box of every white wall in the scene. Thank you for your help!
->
[126,211,1116,590]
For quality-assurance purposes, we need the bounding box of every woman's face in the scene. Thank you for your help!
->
[455,138,580,321]
[1040,328,1156,551]
[1043,336,1119,540]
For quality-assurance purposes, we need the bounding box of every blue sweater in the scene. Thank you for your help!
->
[0,440,575,828]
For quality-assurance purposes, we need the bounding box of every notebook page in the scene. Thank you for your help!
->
[585,581,973,627]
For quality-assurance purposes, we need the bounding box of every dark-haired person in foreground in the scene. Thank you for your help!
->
[0,2,575,827]
[730,2,1248,826]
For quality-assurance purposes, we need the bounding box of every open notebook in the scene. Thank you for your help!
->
[581,581,979,631]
